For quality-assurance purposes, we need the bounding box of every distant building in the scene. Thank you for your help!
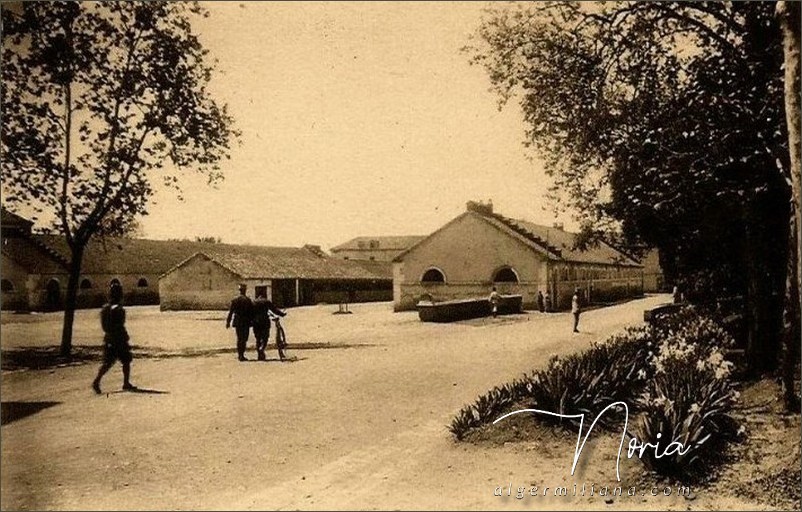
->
[1,208,390,312]
[1,207,224,311]
[392,201,644,312]
[639,248,666,293]
[159,245,391,310]
[330,236,426,262]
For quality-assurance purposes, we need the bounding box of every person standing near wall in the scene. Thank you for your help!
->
[92,282,136,393]
[571,287,582,333]
[536,290,545,312]
[489,286,500,318]
[226,284,254,361]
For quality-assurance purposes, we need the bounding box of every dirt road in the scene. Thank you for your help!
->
[2,295,673,510]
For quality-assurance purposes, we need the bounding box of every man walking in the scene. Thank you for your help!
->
[252,289,286,361]
[226,284,253,361]
[92,282,136,394]
[571,287,582,333]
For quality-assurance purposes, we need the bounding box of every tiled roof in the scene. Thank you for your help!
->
[2,237,68,273]
[483,213,642,267]
[167,245,388,281]
[33,235,212,275]
[331,235,427,252]
[1,207,33,230]
[394,208,641,267]
[25,234,389,280]
[345,259,393,280]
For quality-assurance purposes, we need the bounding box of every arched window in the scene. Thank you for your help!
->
[492,266,519,283]
[1,279,14,292]
[110,278,121,287]
[137,277,149,288]
[421,268,445,283]
[80,279,92,290]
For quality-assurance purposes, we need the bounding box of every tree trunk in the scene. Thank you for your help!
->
[782,224,801,412]
[59,245,84,358]
[777,1,802,412]
[744,210,784,377]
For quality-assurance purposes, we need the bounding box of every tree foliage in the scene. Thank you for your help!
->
[1,2,239,354]
[467,1,795,376]
[469,1,787,242]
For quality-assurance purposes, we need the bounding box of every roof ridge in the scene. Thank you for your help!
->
[488,213,563,258]
[27,234,71,268]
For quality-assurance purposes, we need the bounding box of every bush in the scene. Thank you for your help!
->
[525,326,652,429]
[449,307,741,483]
[448,380,528,440]
[635,326,739,480]
[448,326,652,439]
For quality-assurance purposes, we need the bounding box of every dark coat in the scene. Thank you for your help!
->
[101,303,129,344]
[252,297,285,327]
[227,294,254,328]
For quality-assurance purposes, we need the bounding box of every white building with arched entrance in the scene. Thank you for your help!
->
[392,201,644,312]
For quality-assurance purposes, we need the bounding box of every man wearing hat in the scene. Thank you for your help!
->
[226,284,254,361]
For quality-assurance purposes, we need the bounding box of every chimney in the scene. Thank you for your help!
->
[466,200,494,215]
[552,222,564,231]
[303,244,327,257]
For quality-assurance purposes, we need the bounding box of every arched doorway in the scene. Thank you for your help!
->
[45,279,61,311]
[421,268,446,283]
[492,266,519,283]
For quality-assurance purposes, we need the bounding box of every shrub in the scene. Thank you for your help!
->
[448,326,653,439]
[448,380,527,440]
[635,328,739,480]
[525,326,652,429]
[449,307,741,484]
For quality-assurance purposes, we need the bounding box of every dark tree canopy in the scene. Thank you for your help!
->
[468,2,790,289]
[468,1,796,377]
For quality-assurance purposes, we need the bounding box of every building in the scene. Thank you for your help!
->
[1,208,69,311]
[639,248,666,293]
[1,207,221,310]
[392,201,644,312]
[330,236,426,262]
[159,244,391,310]
[1,208,390,312]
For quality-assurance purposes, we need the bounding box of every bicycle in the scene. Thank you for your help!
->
[270,311,288,361]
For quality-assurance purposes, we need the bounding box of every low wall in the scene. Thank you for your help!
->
[394,282,540,312]
[159,290,233,311]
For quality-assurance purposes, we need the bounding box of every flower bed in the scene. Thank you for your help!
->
[449,306,741,481]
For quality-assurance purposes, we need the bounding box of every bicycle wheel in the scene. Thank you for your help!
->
[276,325,287,350]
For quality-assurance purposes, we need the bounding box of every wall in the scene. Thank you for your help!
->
[159,255,242,310]
[393,213,548,311]
[0,255,31,311]
[331,249,407,262]
[640,249,665,293]
[548,263,644,310]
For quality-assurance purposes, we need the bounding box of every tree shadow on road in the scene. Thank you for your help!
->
[105,387,170,395]
[1,401,61,425]
[2,342,368,372]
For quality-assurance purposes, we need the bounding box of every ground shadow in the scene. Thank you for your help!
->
[105,387,170,395]
[1,401,61,426]
[2,342,369,372]
[1,346,101,372]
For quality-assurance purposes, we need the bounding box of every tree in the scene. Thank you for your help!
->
[1,2,238,356]
[776,0,801,412]
[468,2,798,379]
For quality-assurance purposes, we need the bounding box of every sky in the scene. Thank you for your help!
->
[135,1,575,250]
